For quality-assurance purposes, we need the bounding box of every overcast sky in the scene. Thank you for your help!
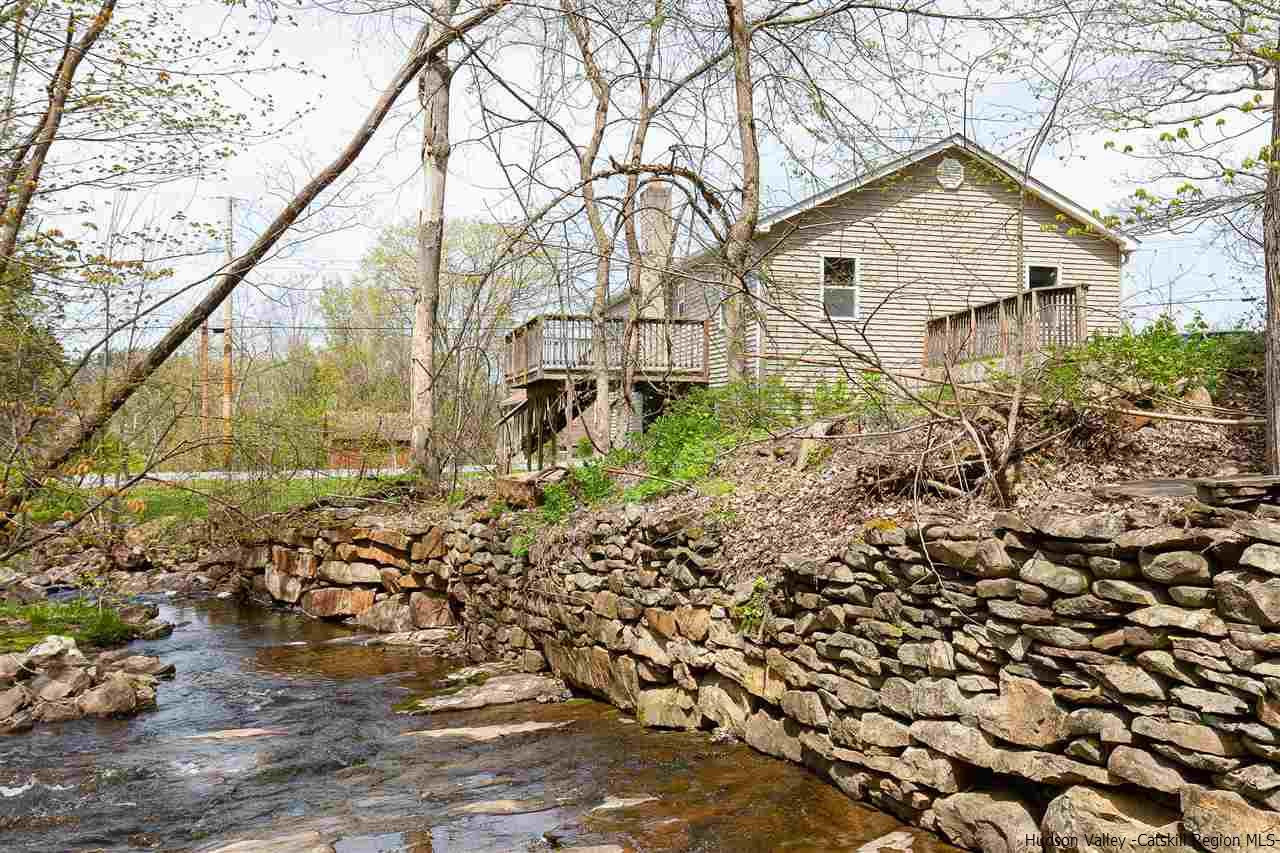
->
[82,2,1253,357]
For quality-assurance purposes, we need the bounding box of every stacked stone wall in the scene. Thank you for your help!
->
[239,497,1280,853]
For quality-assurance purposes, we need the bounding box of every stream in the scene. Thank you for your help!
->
[0,597,956,852]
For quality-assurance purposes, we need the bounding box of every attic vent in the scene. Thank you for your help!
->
[937,157,965,189]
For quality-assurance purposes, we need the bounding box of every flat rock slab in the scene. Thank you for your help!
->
[591,795,657,812]
[406,673,569,714]
[199,829,334,853]
[180,728,288,740]
[1094,479,1199,500]
[406,720,571,742]
[453,798,559,815]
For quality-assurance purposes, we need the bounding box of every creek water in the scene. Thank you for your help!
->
[0,598,954,852]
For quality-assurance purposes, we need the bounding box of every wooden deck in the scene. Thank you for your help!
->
[923,284,1088,368]
[503,314,710,388]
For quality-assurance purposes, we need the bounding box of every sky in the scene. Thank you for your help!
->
[69,1,1258,358]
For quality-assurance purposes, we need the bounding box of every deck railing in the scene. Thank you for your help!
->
[503,314,710,386]
[923,284,1088,368]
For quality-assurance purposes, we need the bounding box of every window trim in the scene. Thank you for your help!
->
[1026,262,1063,290]
[820,255,860,320]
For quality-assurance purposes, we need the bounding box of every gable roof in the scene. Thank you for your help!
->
[757,133,1137,251]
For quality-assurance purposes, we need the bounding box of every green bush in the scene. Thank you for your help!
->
[811,379,852,417]
[571,461,616,505]
[574,435,594,459]
[1028,313,1237,404]
[540,482,574,523]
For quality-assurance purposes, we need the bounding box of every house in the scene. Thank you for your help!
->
[324,411,411,469]
[499,134,1135,466]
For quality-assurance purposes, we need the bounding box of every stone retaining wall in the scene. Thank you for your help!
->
[238,497,1280,853]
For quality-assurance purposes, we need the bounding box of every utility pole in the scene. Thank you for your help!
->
[221,196,235,469]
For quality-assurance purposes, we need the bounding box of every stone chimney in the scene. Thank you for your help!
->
[638,183,674,319]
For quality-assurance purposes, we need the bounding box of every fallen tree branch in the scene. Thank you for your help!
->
[603,466,698,493]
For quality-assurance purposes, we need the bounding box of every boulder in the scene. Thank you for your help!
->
[0,652,22,684]
[1131,716,1243,756]
[264,566,302,603]
[1080,662,1167,700]
[319,560,383,585]
[543,641,638,711]
[932,791,1039,853]
[1020,554,1090,595]
[637,686,700,729]
[780,690,828,727]
[1242,543,1280,576]
[743,707,803,762]
[300,587,376,618]
[977,671,1071,748]
[1127,605,1226,636]
[1216,571,1280,627]
[1141,552,1211,585]
[697,673,753,734]
[23,635,86,669]
[408,673,569,714]
[409,592,454,628]
[1170,685,1249,715]
[910,720,1116,785]
[1041,786,1185,853]
[137,618,174,640]
[1106,745,1188,793]
[712,648,784,703]
[1094,579,1164,606]
[109,655,176,678]
[1181,786,1280,853]
[77,673,138,717]
[353,598,415,633]
[858,712,912,749]
[0,684,31,719]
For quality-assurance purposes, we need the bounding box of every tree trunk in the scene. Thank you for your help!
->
[3,1,506,509]
[410,0,460,485]
[722,0,760,383]
[0,0,116,283]
[1266,60,1280,473]
[561,0,612,455]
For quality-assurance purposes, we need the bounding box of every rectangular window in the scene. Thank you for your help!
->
[822,257,859,319]
[675,299,687,319]
[1028,264,1059,289]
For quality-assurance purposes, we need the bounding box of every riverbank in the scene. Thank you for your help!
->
[233,483,1280,853]
[0,596,951,852]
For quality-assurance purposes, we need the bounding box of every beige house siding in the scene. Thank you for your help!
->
[745,149,1122,393]
[601,144,1123,399]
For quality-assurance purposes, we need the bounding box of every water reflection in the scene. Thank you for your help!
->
[0,598,958,853]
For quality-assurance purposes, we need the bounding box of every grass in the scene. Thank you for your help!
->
[27,473,422,524]
[0,598,136,653]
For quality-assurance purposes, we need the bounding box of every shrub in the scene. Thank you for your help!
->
[574,435,594,459]
[571,461,616,505]
[1022,312,1235,404]
[540,482,574,523]
[642,382,797,475]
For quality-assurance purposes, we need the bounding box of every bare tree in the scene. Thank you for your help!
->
[411,0,464,484]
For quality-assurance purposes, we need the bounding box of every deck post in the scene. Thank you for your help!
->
[535,391,545,471]
[1076,284,1088,343]
[702,319,711,382]
[968,307,976,361]
[999,298,1009,358]
[1029,289,1040,352]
